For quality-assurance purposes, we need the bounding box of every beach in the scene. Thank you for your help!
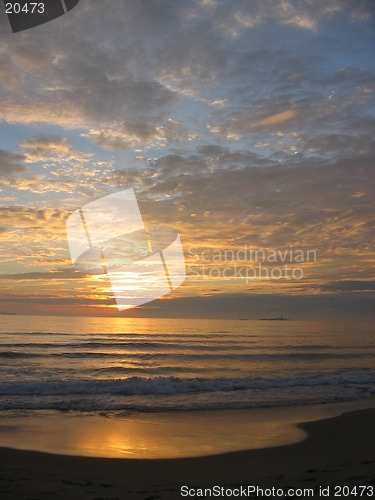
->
[0,407,375,499]
[0,317,374,498]
[1,0,375,496]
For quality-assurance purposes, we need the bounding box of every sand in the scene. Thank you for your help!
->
[0,407,375,499]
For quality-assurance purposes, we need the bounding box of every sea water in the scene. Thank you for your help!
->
[0,316,374,415]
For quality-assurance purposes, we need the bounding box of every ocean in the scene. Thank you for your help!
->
[0,316,374,415]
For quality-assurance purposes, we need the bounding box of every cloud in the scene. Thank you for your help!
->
[20,135,91,164]
[0,1,374,314]
[87,118,189,151]
[0,0,373,153]
[299,133,375,158]
[320,280,375,292]
[0,53,177,132]
[100,143,375,295]
[2,175,80,195]
[0,136,109,197]
[0,269,88,281]
[0,206,67,236]
[0,149,26,178]
[255,109,296,127]
[0,7,177,134]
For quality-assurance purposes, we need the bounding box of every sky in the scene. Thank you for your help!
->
[0,0,374,318]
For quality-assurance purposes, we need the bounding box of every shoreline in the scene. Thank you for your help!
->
[0,405,375,499]
[1,397,375,459]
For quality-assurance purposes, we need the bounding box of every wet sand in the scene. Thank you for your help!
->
[0,407,375,499]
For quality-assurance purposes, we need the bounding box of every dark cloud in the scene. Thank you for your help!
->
[0,149,26,178]
[0,0,373,145]
[108,291,375,320]
[300,133,375,158]
[320,280,375,292]
[0,269,87,281]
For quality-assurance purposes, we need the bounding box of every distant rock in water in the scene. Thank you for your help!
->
[239,315,291,321]
[258,315,290,321]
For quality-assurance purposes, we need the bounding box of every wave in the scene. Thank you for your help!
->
[0,342,368,350]
[0,351,373,363]
[0,351,36,358]
[0,370,374,396]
